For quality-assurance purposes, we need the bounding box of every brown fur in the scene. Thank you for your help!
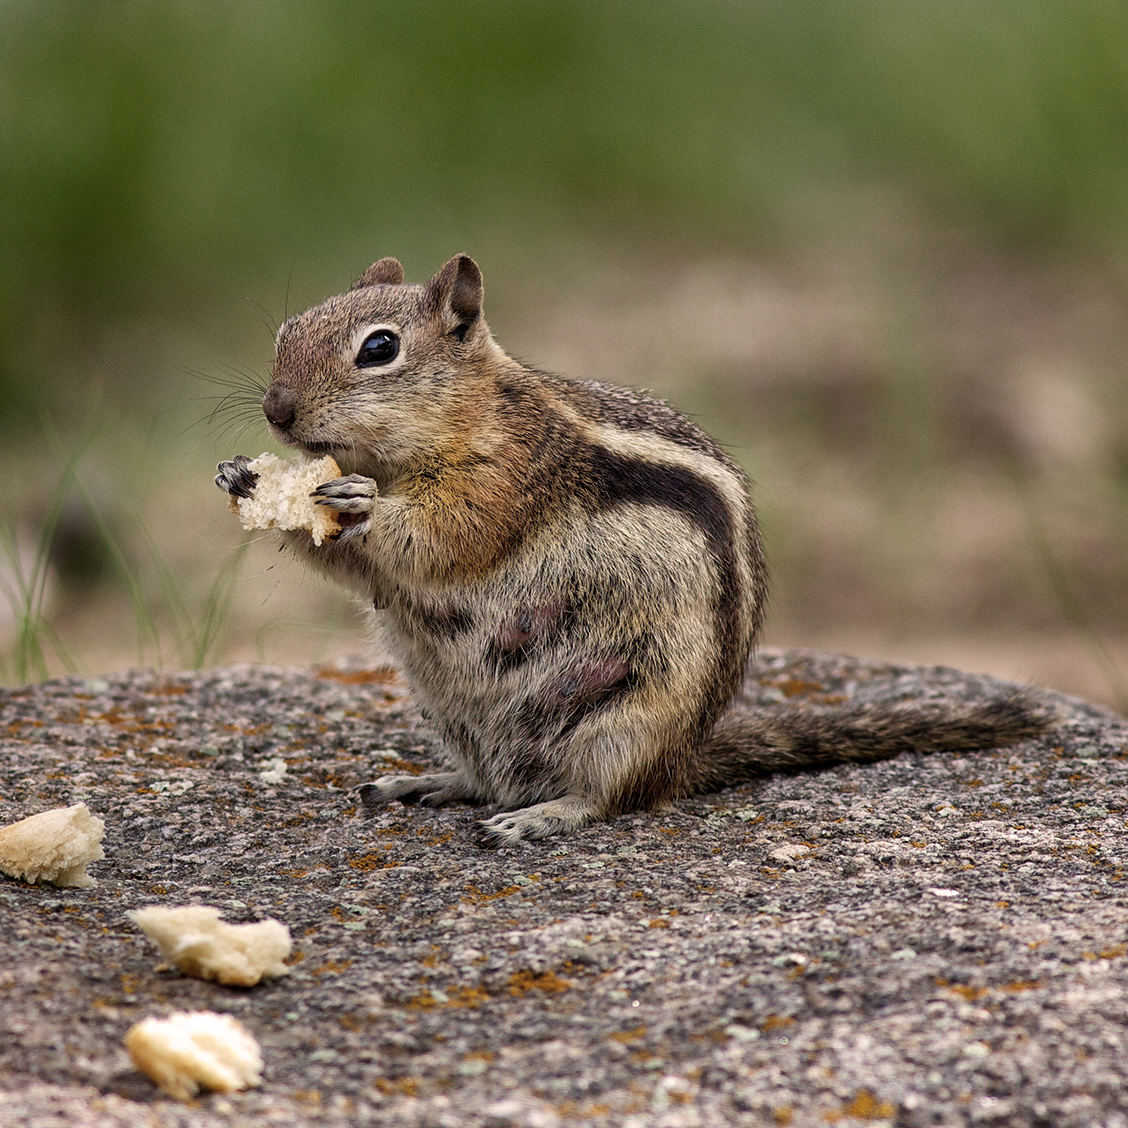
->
[215,255,1055,845]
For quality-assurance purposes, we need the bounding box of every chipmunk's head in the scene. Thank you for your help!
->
[263,254,500,475]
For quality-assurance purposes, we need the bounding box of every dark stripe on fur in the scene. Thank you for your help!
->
[400,595,475,638]
[582,447,746,727]
[514,659,638,749]
[487,597,572,676]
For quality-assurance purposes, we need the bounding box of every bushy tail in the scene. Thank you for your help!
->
[690,688,1057,793]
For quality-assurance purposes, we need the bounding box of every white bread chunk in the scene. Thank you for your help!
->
[232,452,343,545]
[129,905,291,987]
[0,803,105,889]
[125,1011,263,1101]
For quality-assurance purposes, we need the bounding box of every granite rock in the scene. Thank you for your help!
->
[0,649,1126,1127]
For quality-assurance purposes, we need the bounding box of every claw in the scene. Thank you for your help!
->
[215,455,259,499]
[472,823,502,850]
[356,782,382,812]
[311,476,377,533]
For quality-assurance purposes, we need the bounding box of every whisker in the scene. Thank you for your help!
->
[245,297,281,340]
[284,263,297,322]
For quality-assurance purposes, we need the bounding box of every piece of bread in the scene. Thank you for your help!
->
[0,803,105,889]
[128,904,291,987]
[231,452,343,545]
[125,1011,263,1101]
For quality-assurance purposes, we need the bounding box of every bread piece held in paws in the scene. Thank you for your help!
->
[231,453,343,545]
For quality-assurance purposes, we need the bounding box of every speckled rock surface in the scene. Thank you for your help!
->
[1,649,1126,1128]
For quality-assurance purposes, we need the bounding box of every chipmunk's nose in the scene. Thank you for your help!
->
[262,383,297,429]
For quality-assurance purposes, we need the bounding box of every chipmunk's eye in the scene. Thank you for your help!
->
[356,329,399,367]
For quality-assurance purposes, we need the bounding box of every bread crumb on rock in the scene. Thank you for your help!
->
[129,905,292,987]
[125,1011,263,1101]
[0,802,105,889]
[231,452,343,545]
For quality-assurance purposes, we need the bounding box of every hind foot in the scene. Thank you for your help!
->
[475,796,597,847]
[357,771,477,811]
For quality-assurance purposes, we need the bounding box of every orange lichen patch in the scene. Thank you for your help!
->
[447,985,491,1007]
[461,884,521,904]
[507,969,571,996]
[758,676,849,706]
[775,678,825,697]
[223,722,271,736]
[824,1090,894,1122]
[1082,945,1127,960]
[608,1025,647,1044]
[403,985,490,1010]
[315,666,400,685]
[557,1101,612,1119]
[647,919,670,929]
[1000,980,1042,992]
[310,958,353,977]
[346,852,396,873]
[300,772,356,790]
[936,979,988,1001]
[374,1077,420,1097]
[373,758,425,776]
[88,707,179,736]
[761,1014,795,1032]
[141,682,191,696]
[4,718,44,738]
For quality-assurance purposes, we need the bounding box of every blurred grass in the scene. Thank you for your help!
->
[3,0,1128,425]
[2,0,1128,700]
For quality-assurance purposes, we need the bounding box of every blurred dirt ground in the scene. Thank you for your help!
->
[3,240,1127,714]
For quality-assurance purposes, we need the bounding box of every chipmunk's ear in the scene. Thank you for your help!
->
[350,257,405,290]
[426,254,483,341]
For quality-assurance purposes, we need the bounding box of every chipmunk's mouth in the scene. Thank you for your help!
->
[295,439,350,466]
[333,511,367,532]
[298,440,360,479]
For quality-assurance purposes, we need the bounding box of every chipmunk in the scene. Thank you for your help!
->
[215,254,1054,845]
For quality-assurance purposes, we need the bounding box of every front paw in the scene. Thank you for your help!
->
[215,455,258,499]
[357,771,472,810]
[313,475,377,540]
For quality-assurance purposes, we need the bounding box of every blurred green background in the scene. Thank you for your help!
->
[2,0,1127,709]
